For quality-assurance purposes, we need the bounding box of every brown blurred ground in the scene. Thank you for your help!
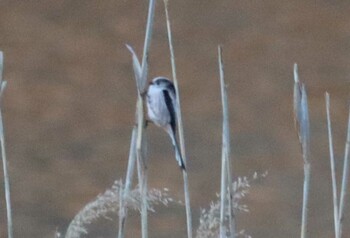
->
[0,0,350,237]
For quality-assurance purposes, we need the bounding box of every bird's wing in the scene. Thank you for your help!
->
[163,89,176,134]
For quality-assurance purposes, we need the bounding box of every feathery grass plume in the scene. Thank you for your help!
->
[217,45,235,238]
[65,180,179,238]
[325,92,340,238]
[293,64,311,238]
[163,1,193,237]
[338,104,350,237]
[119,1,156,238]
[196,172,267,238]
[0,51,13,238]
[55,230,62,238]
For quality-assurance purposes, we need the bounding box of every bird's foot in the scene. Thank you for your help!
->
[145,120,153,128]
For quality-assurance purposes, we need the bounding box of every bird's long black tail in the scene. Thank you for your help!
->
[168,129,186,170]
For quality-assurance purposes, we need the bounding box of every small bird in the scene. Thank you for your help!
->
[146,77,186,170]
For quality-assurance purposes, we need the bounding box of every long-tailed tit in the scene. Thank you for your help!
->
[146,77,186,170]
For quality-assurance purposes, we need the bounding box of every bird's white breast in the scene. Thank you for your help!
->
[146,85,171,128]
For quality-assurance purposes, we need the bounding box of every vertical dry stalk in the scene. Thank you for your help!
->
[218,45,235,238]
[338,105,350,237]
[140,0,156,82]
[124,128,138,193]
[325,93,340,238]
[118,127,137,238]
[118,180,125,238]
[136,0,155,231]
[0,52,12,238]
[293,64,311,238]
[136,95,148,238]
[119,1,156,238]
[300,85,311,238]
[163,1,193,237]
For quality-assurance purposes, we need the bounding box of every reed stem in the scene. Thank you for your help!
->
[118,127,137,238]
[293,65,311,238]
[218,45,235,238]
[325,93,340,238]
[163,1,192,237]
[0,52,13,238]
[338,105,350,237]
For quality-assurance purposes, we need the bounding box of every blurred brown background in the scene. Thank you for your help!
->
[0,0,350,237]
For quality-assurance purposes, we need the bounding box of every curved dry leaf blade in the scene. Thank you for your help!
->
[126,44,142,91]
[293,64,302,136]
[293,63,299,83]
[300,85,310,159]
